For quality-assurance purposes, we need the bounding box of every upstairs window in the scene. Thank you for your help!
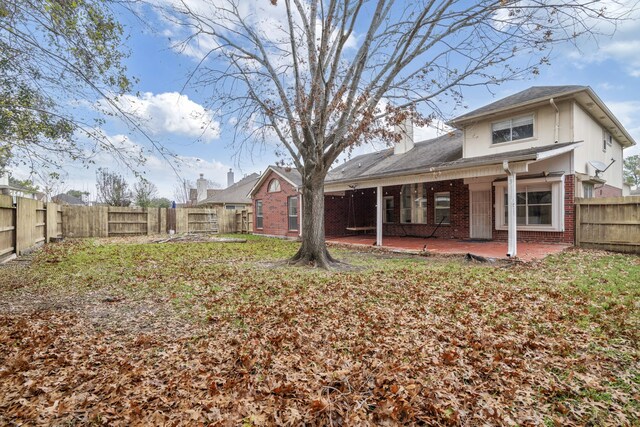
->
[603,130,612,152]
[268,179,281,192]
[492,115,534,144]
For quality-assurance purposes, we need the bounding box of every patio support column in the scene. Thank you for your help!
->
[504,161,517,257]
[376,185,383,246]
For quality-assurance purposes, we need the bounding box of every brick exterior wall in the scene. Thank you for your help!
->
[324,179,470,239]
[253,171,300,238]
[492,174,575,244]
[595,183,622,198]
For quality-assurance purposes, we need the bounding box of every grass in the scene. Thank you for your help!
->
[0,235,638,425]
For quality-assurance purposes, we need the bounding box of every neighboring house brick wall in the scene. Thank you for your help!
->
[253,171,299,238]
[595,183,622,198]
[492,174,575,244]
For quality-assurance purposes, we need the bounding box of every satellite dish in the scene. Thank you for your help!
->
[588,160,608,172]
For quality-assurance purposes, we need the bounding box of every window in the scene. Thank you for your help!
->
[603,130,612,152]
[288,197,298,231]
[492,115,534,144]
[503,187,552,226]
[583,183,594,199]
[255,200,263,229]
[225,205,237,210]
[495,178,563,232]
[434,192,450,224]
[383,196,394,223]
[268,179,281,192]
[400,183,427,224]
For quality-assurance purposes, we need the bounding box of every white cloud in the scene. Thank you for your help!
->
[566,4,640,78]
[115,92,221,142]
[8,130,238,199]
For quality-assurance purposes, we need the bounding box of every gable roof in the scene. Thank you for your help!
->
[451,86,587,123]
[449,85,635,148]
[248,166,303,196]
[198,173,260,205]
[326,131,581,186]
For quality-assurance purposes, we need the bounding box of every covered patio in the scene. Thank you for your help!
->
[326,235,570,261]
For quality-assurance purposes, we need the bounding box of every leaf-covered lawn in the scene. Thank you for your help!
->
[0,236,638,426]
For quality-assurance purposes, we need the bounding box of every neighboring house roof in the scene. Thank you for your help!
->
[248,166,303,196]
[449,85,635,148]
[52,193,85,205]
[190,188,221,202]
[198,173,260,205]
[325,130,581,186]
[631,188,640,196]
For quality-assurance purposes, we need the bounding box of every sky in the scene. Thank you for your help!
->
[13,1,640,200]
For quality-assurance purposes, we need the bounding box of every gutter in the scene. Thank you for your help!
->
[550,98,559,143]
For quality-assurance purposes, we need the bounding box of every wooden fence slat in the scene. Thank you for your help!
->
[575,196,640,254]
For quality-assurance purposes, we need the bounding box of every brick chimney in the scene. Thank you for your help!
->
[196,173,207,202]
[393,116,414,155]
[227,168,234,187]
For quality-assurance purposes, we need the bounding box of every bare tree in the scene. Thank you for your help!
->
[134,179,159,207]
[169,0,635,268]
[96,168,131,207]
[173,179,194,205]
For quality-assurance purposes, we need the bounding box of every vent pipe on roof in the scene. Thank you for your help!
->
[196,173,207,202]
[393,115,414,155]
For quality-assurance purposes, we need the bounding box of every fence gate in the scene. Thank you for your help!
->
[187,209,218,233]
[108,208,148,236]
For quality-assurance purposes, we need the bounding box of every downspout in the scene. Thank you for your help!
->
[503,161,517,258]
[550,98,559,143]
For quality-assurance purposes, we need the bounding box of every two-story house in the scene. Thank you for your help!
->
[251,86,635,257]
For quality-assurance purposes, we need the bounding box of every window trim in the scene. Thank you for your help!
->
[583,182,594,199]
[494,177,564,232]
[602,129,612,152]
[434,192,450,225]
[255,200,264,229]
[400,183,428,224]
[383,196,394,223]
[491,113,535,145]
[267,179,281,193]
[287,196,299,231]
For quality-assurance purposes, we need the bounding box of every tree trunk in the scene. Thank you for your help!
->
[289,169,338,269]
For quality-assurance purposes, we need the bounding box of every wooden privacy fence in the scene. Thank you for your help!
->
[575,196,640,254]
[63,206,253,238]
[0,195,62,261]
